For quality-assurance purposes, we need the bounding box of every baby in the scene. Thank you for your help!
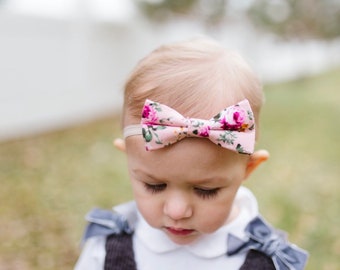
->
[75,37,308,270]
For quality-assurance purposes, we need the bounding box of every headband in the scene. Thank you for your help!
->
[124,99,255,154]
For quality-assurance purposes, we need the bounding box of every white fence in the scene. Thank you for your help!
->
[0,10,151,140]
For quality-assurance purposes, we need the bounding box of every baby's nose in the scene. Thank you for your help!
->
[163,192,193,221]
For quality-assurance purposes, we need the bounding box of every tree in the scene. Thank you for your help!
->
[134,0,227,25]
[248,0,340,40]
[134,0,340,40]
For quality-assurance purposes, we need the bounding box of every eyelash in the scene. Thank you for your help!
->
[194,187,220,199]
[143,183,167,194]
[143,183,220,199]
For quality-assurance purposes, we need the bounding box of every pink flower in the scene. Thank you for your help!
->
[233,110,246,125]
[198,126,210,137]
[142,105,157,122]
[220,107,246,130]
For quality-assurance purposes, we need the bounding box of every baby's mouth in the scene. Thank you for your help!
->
[165,227,195,236]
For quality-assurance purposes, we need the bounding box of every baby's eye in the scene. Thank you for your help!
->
[194,187,220,199]
[143,183,167,194]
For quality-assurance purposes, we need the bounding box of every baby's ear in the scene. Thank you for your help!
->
[244,150,269,179]
[113,138,126,152]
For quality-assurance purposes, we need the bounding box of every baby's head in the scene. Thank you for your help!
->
[122,37,264,137]
[117,37,268,245]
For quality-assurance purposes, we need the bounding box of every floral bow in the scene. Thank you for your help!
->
[227,216,309,270]
[138,99,255,154]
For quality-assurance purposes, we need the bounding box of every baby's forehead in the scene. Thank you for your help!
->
[126,136,248,179]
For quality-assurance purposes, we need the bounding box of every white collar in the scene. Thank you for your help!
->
[114,186,258,259]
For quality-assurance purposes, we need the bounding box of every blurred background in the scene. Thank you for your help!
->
[0,0,339,269]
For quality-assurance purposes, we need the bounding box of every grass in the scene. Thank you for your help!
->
[1,68,339,270]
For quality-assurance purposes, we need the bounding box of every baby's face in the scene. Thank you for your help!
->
[126,136,249,245]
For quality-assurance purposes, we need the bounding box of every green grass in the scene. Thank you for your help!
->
[1,68,339,270]
[247,68,340,270]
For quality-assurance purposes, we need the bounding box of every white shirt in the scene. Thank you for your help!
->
[74,186,258,270]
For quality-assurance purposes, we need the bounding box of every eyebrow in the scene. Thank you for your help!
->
[132,169,230,185]
[191,177,230,185]
[132,169,165,182]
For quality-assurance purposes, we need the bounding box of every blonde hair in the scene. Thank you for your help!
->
[123,37,264,137]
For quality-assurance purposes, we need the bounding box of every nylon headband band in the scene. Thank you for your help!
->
[123,125,142,138]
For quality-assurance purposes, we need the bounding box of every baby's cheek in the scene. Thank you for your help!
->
[136,200,162,228]
[199,210,230,233]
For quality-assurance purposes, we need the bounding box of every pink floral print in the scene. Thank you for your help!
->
[142,104,158,123]
[141,99,255,154]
